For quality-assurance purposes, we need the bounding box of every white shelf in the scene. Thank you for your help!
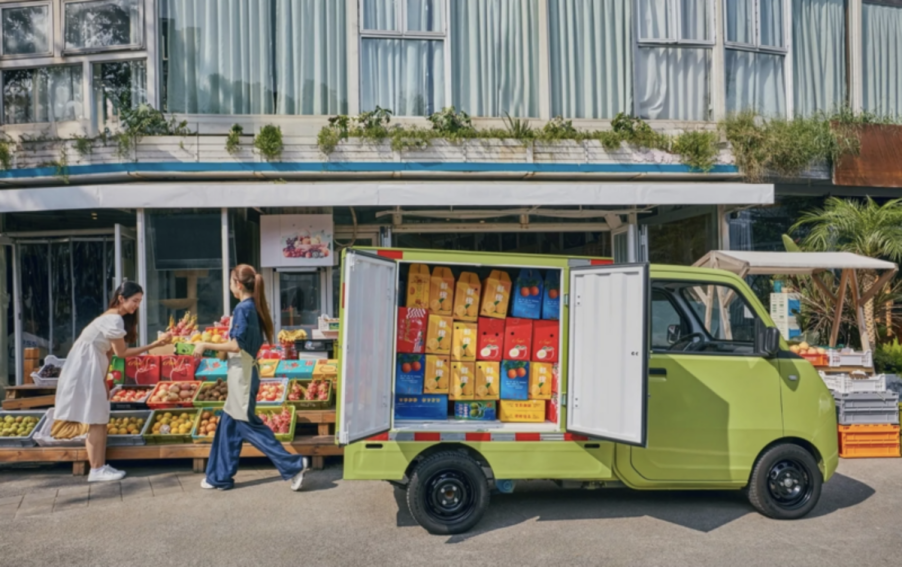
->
[392,419,561,433]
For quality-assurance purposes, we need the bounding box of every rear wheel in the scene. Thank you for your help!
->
[406,451,490,535]
[747,444,822,520]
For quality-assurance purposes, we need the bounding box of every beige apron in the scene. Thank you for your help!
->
[224,349,256,422]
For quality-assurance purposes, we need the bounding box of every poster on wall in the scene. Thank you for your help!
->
[260,215,334,268]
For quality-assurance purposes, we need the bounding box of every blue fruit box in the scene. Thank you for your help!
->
[396,354,426,395]
[196,358,227,380]
[542,270,560,320]
[454,401,497,421]
[511,269,544,319]
[500,360,530,400]
[395,394,448,421]
[276,359,316,379]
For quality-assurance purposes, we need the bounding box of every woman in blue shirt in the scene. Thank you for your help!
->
[193,264,308,491]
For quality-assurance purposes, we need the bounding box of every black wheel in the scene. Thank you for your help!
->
[406,451,490,535]
[747,444,822,520]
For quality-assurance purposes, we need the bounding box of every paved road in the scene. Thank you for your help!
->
[1,458,900,567]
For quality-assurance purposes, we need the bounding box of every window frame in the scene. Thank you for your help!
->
[62,0,145,55]
[0,1,54,60]
[723,0,788,55]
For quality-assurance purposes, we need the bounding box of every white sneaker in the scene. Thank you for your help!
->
[290,458,310,492]
[201,478,215,489]
[88,465,126,483]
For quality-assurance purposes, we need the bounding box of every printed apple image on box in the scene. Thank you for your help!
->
[477,317,505,361]
[475,361,500,400]
[426,314,453,355]
[396,354,426,395]
[480,270,512,319]
[503,318,533,362]
[453,272,481,321]
[429,266,455,316]
[424,355,450,394]
[452,322,477,362]
[542,270,561,320]
[531,319,559,363]
[511,268,544,319]
[397,307,427,354]
[406,264,431,309]
[500,360,530,400]
[127,355,160,385]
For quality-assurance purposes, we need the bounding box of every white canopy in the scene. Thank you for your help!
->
[694,251,897,276]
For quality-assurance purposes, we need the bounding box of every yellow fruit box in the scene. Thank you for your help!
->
[451,322,477,362]
[258,359,279,378]
[529,362,553,400]
[429,267,455,316]
[453,272,481,321]
[499,400,546,423]
[450,362,475,400]
[406,264,431,309]
[426,314,453,355]
[480,270,512,319]
[475,361,500,400]
[313,359,338,382]
[424,355,450,394]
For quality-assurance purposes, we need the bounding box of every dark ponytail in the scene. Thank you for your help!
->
[109,281,142,343]
[233,265,274,345]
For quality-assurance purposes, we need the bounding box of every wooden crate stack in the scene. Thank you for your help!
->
[22,348,41,385]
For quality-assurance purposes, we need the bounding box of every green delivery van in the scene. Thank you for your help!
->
[335,248,839,534]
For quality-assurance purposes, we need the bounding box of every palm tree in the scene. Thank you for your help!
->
[791,197,902,346]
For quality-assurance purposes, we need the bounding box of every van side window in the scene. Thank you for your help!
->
[651,290,687,351]
[679,284,758,343]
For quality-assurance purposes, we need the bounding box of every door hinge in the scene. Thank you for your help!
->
[561,394,567,407]
[563,294,569,306]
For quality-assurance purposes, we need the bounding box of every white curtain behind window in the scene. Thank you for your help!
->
[35,66,84,123]
[726,50,786,116]
[726,0,754,43]
[362,0,396,30]
[680,0,710,41]
[548,0,631,119]
[276,0,348,115]
[407,0,444,31]
[636,47,708,120]
[450,0,539,117]
[637,0,671,38]
[360,38,444,115]
[792,0,845,116]
[164,0,274,114]
[863,2,902,117]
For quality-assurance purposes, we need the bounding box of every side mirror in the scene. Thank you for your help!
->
[755,319,781,357]
[666,324,682,344]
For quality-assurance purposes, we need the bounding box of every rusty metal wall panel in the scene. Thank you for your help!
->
[834,125,902,188]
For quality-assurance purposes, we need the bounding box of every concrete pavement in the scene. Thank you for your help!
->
[0,458,900,567]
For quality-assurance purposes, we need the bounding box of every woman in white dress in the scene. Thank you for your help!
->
[55,281,171,483]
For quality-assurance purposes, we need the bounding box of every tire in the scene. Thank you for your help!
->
[406,451,490,535]
[747,443,822,520]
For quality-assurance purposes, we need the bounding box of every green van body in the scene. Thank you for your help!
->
[337,249,839,492]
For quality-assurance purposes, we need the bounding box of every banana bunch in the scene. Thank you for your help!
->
[278,329,308,343]
[51,420,89,440]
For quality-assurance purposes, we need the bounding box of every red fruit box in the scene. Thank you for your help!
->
[285,379,334,410]
[126,356,161,385]
[531,319,559,363]
[477,317,505,361]
[146,381,202,409]
[397,307,427,354]
[255,379,288,406]
[257,344,285,360]
[160,355,198,381]
[109,385,154,411]
[503,318,533,362]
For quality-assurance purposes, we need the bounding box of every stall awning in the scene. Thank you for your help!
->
[0,181,773,212]
[694,251,898,276]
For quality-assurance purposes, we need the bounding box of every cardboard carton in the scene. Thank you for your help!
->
[500,360,530,400]
[395,394,448,420]
[476,317,505,361]
[258,359,279,378]
[451,322,478,362]
[531,319,559,363]
[450,362,476,400]
[499,400,546,422]
[397,354,425,395]
[426,314,453,355]
[475,361,500,400]
[397,307,428,354]
[276,359,316,379]
[453,272,481,321]
[552,363,560,393]
[108,357,126,386]
[126,355,160,385]
[546,397,559,424]
[196,358,228,381]
[529,362,553,400]
[429,266,455,316]
[313,359,338,381]
[424,355,450,394]
[511,268,544,319]
[542,270,561,320]
[161,355,197,381]
[503,318,533,362]
[454,400,497,421]
[406,264,432,309]
[480,270,512,319]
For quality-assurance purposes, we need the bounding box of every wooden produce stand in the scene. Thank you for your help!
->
[3,385,58,410]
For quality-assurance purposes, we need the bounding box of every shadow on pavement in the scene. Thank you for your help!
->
[390,473,874,542]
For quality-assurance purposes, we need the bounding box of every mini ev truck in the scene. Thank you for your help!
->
[336,249,838,535]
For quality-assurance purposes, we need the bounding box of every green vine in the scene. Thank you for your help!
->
[254,124,284,161]
[113,103,191,161]
[0,139,11,171]
[72,134,94,158]
[225,124,243,155]
[672,130,720,172]
[49,147,69,184]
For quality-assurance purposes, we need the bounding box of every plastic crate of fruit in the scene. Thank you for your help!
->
[286,379,334,410]
[838,424,901,458]
[146,381,202,409]
[193,379,229,408]
[106,410,152,447]
[828,349,873,368]
[819,371,887,395]
[143,409,200,444]
[255,405,296,443]
[31,355,65,387]
[191,408,223,444]
[109,385,154,410]
[0,411,47,448]
[255,379,288,406]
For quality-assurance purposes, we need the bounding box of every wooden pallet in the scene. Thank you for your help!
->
[2,385,57,410]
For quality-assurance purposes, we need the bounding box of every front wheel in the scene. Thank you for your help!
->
[747,444,822,520]
[406,451,490,535]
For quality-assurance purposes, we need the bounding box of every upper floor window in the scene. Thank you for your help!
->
[792,0,846,116]
[64,0,144,53]
[359,0,445,116]
[862,0,902,117]
[724,0,788,117]
[635,0,714,121]
[1,2,52,57]
[3,65,84,124]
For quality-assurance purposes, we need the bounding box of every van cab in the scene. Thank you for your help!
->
[336,249,839,534]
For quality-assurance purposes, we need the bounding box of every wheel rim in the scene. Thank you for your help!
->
[424,470,475,524]
[766,458,814,510]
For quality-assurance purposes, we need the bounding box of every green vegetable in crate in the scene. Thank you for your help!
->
[0,415,39,437]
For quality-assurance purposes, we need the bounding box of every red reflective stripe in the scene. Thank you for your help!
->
[466,433,492,442]
[377,249,404,260]
[564,433,589,441]
[414,432,441,442]
[368,433,390,441]
[341,282,346,310]
[590,259,614,265]
[515,433,542,442]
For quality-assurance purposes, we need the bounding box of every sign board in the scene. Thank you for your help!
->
[260,215,334,268]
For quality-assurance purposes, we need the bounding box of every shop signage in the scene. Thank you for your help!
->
[260,215,334,268]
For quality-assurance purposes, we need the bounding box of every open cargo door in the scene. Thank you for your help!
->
[567,263,649,446]
[337,250,398,445]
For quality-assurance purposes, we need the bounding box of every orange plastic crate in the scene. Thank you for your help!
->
[838,424,901,458]
[800,353,829,367]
